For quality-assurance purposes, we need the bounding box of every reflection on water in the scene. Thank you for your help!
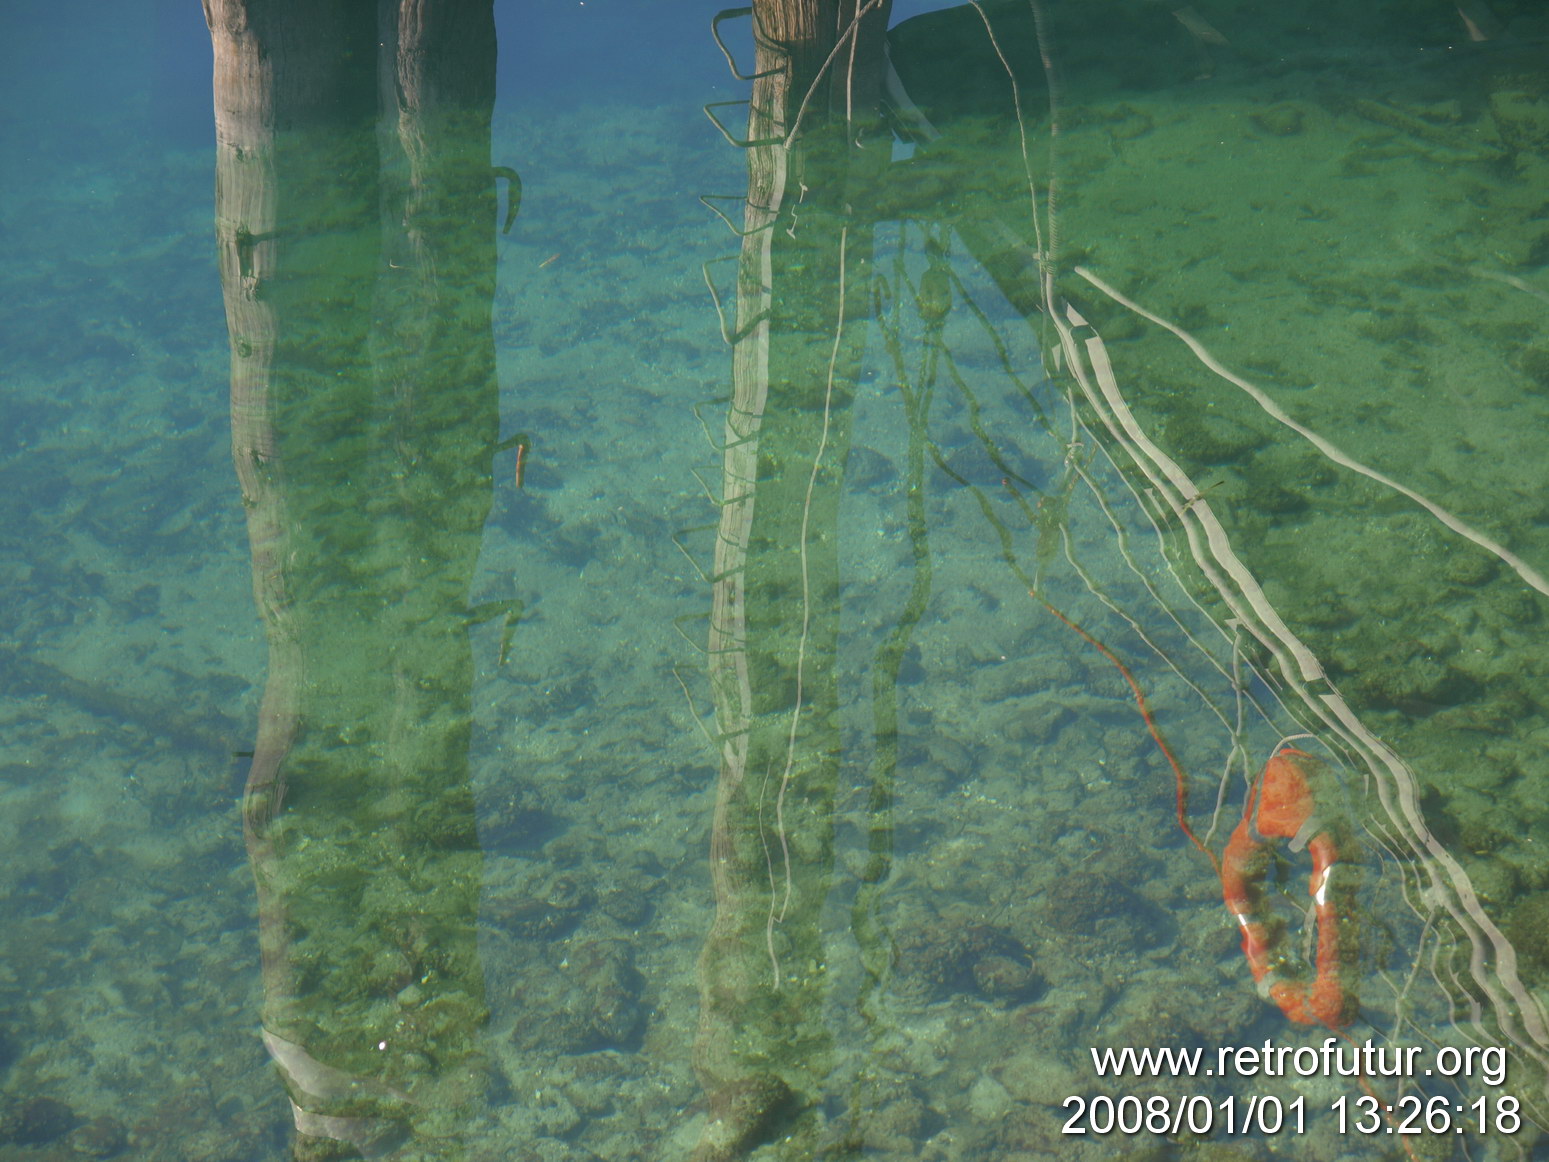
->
[1,0,1548,1159]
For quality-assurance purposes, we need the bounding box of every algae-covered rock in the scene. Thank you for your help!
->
[1490,88,1549,153]
[1038,869,1173,951]
[1163,410,1266,467]
[510,939,644,1055]
[895,919,1044,1003]
[1250,103,1306,137]
[69,1114,129,1157]
[1505,891,1549,979]
[2,1095,77,1145]
[691,1074,798,1162]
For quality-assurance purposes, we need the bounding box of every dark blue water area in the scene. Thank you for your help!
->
[498,0,751,109]
[0,3,226,382]
[0,0,760,167]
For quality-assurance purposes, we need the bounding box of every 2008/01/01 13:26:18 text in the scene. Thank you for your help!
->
[1062,1093,1522,1138]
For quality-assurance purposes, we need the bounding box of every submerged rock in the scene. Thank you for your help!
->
[896,920,1044,1003]
[3,1095,77,1145]
[1037,869,1173,951]
[510,939,644,1055]
[69,1114,129,1157]
[692,1074,798,1162]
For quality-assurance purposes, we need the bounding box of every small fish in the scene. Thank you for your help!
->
[495,432,533,489]
[513,434,530,488]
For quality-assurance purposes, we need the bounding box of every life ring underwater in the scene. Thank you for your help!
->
[1220,747,1360,1027]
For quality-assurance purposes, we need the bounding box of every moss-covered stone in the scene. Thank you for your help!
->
[1505,892,1549,979]
[1163,410,1266,467]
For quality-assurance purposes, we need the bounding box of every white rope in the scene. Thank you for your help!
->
[1074,265,1549,599]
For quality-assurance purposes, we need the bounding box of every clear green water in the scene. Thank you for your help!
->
[3,2,1549,1160]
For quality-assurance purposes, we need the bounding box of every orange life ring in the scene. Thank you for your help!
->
[1220,747,1359,1027]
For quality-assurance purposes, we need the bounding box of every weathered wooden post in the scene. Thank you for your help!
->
[206,3,499,1156]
